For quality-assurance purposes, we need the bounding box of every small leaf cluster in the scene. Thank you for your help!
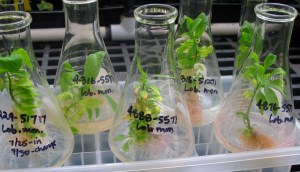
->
[235,21,254,71]
[0,49,39,121]
[237,52,286,136]
[56,51,111,133]
[176,13,213,70]
[113,58,163,152]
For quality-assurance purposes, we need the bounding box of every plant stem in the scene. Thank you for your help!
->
[7,73,15,102]
[245,83,261,136]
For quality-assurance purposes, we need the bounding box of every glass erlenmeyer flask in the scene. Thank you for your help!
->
[214,3,298,152]
[54,0,121,134]
[0,0,24,11]
[233,0,267,78]
[174,0,224,127]
[108,4,195,161]
[0,11,73,169]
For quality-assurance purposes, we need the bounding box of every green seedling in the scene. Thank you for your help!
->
[176,13,213,88]
[0,49,39,120]
[0,48,41,136]
[56,51,116,133]
[237,52,286,137]
[235,21,255,72]
[113,57,163,152]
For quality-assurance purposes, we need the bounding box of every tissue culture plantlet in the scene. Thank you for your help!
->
[0,48,41,134]
[176,13,213,78]
[113,58,163,152]
[56,51,117,133]
[175,13,214,125]
[237,52,286,139]
[235,21,254,72]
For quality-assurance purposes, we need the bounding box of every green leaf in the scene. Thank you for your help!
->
[137,57,148,83]
[257,64,265,83]
[146,84,160,95]
[184,16,193,30]
[56,91,73,103]
[60,61,79,92]
[249,52,259,63]
[71,126,79,134]
[80,97,102,109]
[240,21,254,34]
[269,79,285,94]
[103,95,117,110]
[0,78,3,91]
[60,72,78,92]
[198,45,213,58]
[264,87,279,115]
[188,13,207,38]
[113,134,128,142]
[0,54,23,73]
[95,108,100,118]
[11,48,33,70]
[87,108,93,121]
[243,66,256,80]
[270,68,286,77]
[84,51,105,80]
[122,140,130,152]
[264,53,276,69]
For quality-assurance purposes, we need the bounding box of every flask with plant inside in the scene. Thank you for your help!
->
[233,0,267,78]
[174,0,224,127]
[54,0,121,134]
[0,11,73,169]
[108,4,195,161]
[214,3,298,152]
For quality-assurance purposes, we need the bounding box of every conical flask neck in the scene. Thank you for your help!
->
[134,22,175,59]
[63,0,100,34]
[251,3,298,59]
[240,0,267,24]
[0,11,33,55]
[133,4,177,76]
[178,0,212,23]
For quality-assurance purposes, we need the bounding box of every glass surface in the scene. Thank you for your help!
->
[233,0,267,78]
[0,11,73,169]
[214,3,298,152]
[108,4,195,162]
[174,0,224,127]
[54,0,121,134]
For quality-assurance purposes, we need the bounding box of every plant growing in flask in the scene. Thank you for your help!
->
[175,0,224,127]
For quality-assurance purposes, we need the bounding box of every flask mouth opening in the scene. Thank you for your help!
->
[134,4,178,25]
[0,11,31,32]
[255,3,298,22]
